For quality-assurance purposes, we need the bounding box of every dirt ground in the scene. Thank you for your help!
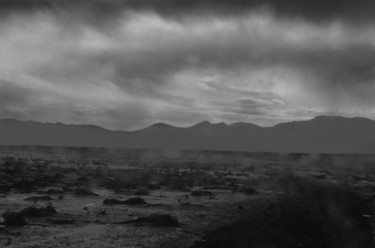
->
[0,189,274,247]
[0,148,375,247]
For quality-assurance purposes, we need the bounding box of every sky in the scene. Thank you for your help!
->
[0,0,375,130]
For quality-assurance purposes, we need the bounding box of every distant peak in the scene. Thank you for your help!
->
[230,122,260,128]
[147,123,175,129]
[313,115,344,120]
[195,121,211,126]
[191,121,228,128]
[216,122,228,127]
[312,115,371,122]
[0,118,107,130]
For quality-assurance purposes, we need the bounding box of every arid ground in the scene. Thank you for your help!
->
[0,147,375,248]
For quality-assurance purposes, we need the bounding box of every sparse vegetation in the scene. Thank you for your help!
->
[0,147,375,247]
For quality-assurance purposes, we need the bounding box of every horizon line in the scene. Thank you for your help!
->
[0,115,373,133]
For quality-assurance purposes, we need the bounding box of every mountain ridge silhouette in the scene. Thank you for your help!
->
[1,116,374,154]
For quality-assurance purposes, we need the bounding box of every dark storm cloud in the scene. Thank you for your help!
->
[211,100,266,117]
[1,0,375,129]
[208,96,284,120]
[319,44,375,85]
[280,44,375,100]
[1,0,375,24]
[98,31,375,103]
[204,81,283,100]
[237,98,282,108]
[0,80,28,105]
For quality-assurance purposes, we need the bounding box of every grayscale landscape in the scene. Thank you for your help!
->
[1,0,375,247]
[1,118,375,247]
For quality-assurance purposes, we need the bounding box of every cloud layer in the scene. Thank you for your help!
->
[0,1,375,130]
[1,0,375,23]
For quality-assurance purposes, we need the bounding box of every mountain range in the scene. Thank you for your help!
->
[1,116,375,154]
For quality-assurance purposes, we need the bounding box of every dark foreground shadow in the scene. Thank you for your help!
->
[191,177,374,248]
